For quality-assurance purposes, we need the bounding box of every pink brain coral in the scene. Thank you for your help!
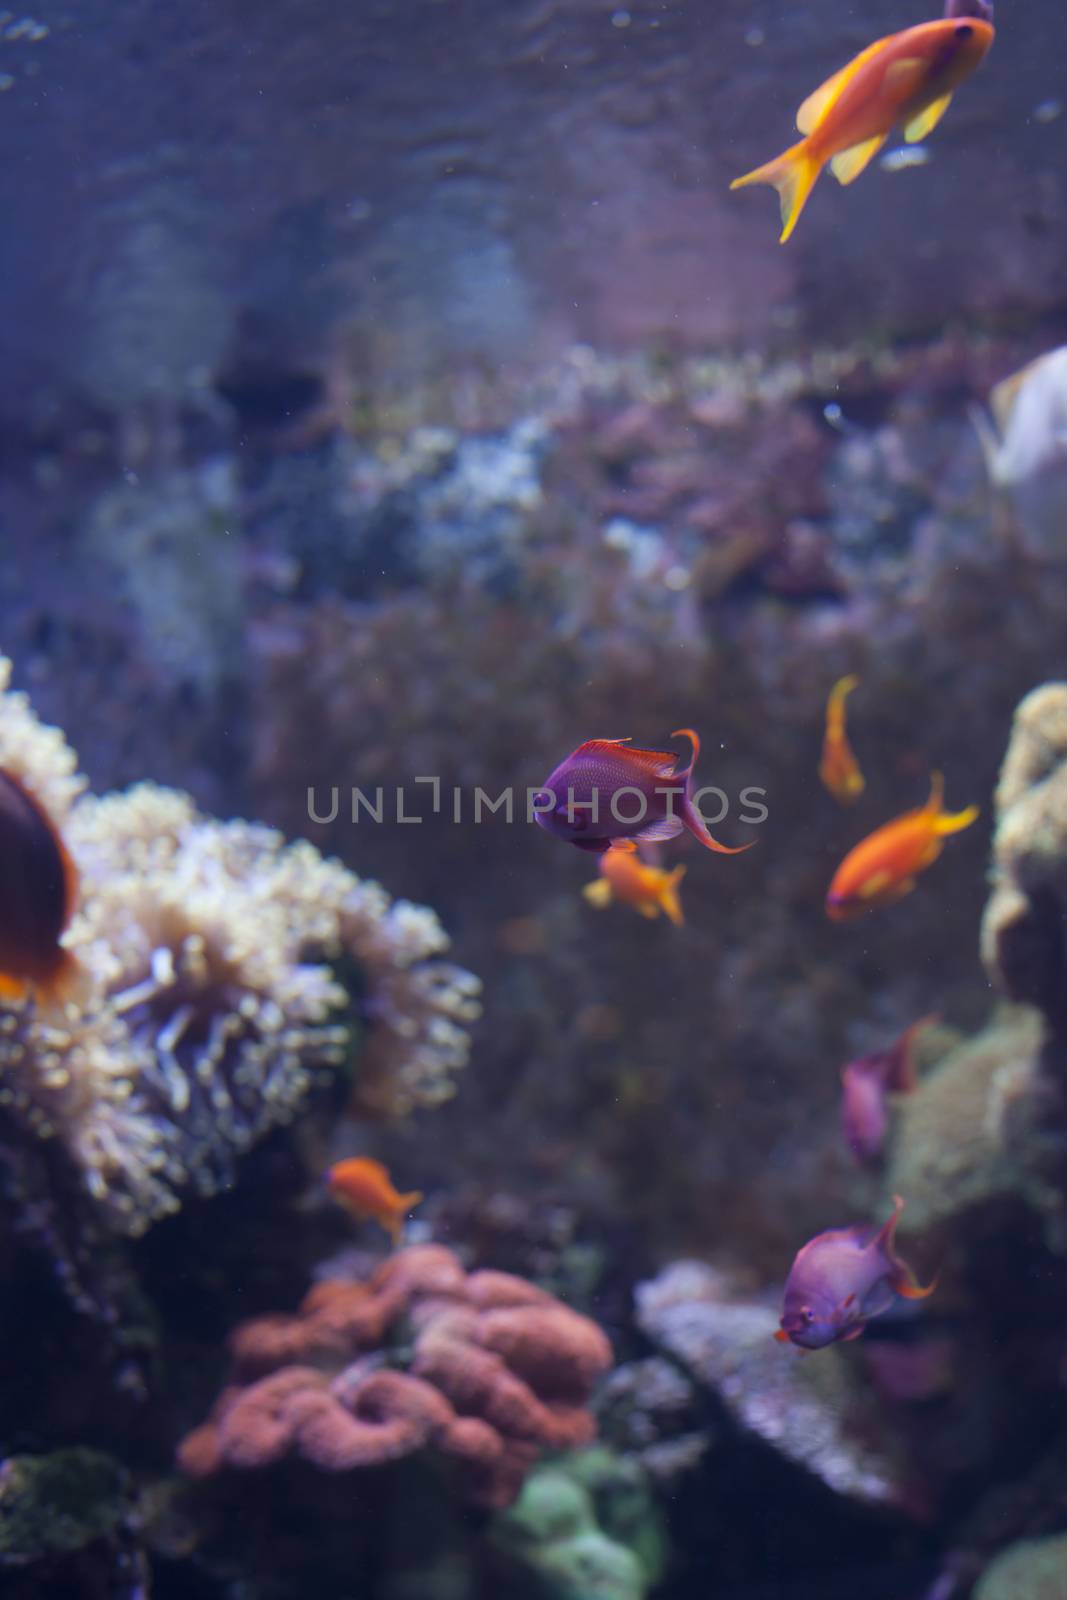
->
[177,1245,612,1508]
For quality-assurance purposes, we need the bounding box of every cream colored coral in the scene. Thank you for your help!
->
[0,658,85,820]
[0,659,480,1235]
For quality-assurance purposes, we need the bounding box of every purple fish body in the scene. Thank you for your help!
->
[841,1058,890,1164]
[534,730,751,856]
[839,1017,933,1166]
[777,1196,936,1349]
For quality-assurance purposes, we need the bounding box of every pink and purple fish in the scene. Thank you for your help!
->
[776,1195,937,1349]
[840,1015,935,1165]
[533,728,752,856]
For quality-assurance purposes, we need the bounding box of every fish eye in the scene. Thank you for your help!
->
[802,1307,815,1322]
[954,21,973,36]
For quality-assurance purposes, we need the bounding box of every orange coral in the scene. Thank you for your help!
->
[177,1245,612,1508]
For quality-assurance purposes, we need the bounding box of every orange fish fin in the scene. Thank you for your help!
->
[840,1322,867,1342]
[399,1190,423,1212]
[660,866,686,927]
[582,879,613,908]
[830,134,888,186]
[730,140,822,243]
[795,36,890,133]
[0,972,28,1003]
[773,1328,791,1343]
[610,839,639,853]
[637,902,659,919]
[884,55,927,92]
[935,804,979,838]
[827,675,859,722]
[385,1214,403,1248]
[858,869,894,902]
[904,92,953,143]
[669,728,700,779]
[896,1271,939,1301]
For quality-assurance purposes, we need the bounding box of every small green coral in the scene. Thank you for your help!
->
[0,1449,127,1566]
[492,1449,666,1600]
[973,1533,1067,1600]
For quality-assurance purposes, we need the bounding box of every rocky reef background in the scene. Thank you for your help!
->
[2,0,1067,1595]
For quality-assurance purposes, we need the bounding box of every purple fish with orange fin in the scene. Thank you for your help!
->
[0,768,81,1010]
[776,1195,937,1349]
[841,1014,937,1164]
[534,729,753,857]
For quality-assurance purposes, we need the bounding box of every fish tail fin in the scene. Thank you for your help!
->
[681,798,756,855]
[399,1189,423,1213]
[385,1215,403,1248]
[895,1269,940,1301]
[669,728,700,780]
[936,803,980,837]
[660,866,686,926]
[730,140,821,243]
[582,879,613,908]
[828,674,859,722]
[879,1195,939,1300]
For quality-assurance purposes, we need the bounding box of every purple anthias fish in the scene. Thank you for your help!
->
[533,728,752,856]
[776,1195,937,1350]
[840,1015,934,1165]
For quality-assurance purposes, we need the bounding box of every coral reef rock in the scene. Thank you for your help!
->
[635,1260,914,1512]
[973,1533,1067,1600]
[178,1244,614,1509]
[886,1009,1046,1241]
[983,683,1067,1037]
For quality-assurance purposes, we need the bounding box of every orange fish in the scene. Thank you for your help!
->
[0,768,80,1008]
[826,772,978,920]
[326,1157,423,1246]
[583,842,686,926]
[819,675,865,805]
[730,15,994,242]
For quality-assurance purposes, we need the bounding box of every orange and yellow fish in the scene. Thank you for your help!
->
[0,767,81,1009]
[326,1157,423,1246]
[583,841,686,926]
[819,675,865,805]
[826,772,978,920]
[731,15,994,242]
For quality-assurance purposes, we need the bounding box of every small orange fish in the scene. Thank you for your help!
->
[583,842,686,926]
[819,675,865,805]
[731,15,994,242]
[326,1157,423,1247]
[0,767,80,1008]
[826,773,978,920]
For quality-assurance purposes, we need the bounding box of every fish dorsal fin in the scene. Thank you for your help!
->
[796,35,892,134]
[830,134,888,186]
[574,739,680,777]
[904,91,953,143]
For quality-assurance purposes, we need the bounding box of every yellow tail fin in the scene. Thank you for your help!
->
[936,804,979,837]
[659,866,686,927]
[730,140,821,243]
[926,770,979,836]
